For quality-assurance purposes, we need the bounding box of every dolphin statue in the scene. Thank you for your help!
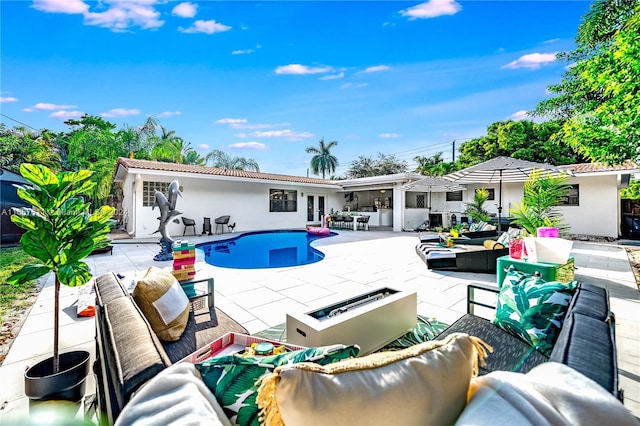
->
[151,189,181,241]
[167,180,182,211]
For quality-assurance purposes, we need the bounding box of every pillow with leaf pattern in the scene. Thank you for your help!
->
[492,266,578,357]
[196,344,359,426]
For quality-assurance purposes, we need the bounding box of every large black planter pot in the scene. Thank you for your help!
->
[25,350,90,402]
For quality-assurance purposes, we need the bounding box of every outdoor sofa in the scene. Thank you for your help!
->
[93,271,625,425]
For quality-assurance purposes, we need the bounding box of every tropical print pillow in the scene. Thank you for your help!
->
[492,266,578,356]
[196,344,359,426]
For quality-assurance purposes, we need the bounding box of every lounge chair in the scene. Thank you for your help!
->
[415,243,508,273]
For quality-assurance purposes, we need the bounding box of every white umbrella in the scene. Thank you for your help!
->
[444,156,571,231]
[402,176,466,225]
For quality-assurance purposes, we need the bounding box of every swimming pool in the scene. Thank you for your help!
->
[197,230,336,269]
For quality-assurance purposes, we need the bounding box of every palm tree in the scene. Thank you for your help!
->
[306,138,338,179]
[206,149,260,171]
[414,152,454,176]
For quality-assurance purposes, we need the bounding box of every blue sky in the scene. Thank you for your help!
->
[1,0,590,177]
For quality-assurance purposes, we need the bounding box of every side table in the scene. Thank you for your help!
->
[496,255,575,287]
[179,276,214,311]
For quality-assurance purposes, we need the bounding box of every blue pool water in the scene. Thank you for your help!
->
[197,230,336,269]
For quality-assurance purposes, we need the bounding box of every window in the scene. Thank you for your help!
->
[416,194,425,208]
[485,188,495,201]
[270,189,297,212]
[446,191,463,202]
[142,182,169,207]
[561,184,579,206]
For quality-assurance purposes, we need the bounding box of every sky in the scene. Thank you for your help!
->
[1,0,591,177]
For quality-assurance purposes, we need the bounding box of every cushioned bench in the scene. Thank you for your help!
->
[436,281,620,399]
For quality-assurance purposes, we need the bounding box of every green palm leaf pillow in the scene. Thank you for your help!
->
[196,344,359,426]
[493,266,578,356]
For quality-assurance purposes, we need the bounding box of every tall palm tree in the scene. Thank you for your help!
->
[306,138,338,179]
[206,149,260,171]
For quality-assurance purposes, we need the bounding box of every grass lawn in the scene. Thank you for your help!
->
[0,247,39,324]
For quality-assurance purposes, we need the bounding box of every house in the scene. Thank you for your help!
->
[113,158,639,240]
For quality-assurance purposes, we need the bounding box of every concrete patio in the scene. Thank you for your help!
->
[1,230,638,422]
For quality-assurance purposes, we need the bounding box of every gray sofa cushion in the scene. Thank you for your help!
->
[549,312,617,395]
[436,314,549,374]
[568,283,611,322]
[103,296,170,408]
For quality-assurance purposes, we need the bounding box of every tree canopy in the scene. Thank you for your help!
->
[532,0,640,164]
[456,120,586,168]
[345,153,408,178]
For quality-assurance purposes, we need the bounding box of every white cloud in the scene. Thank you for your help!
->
[84,1,164,32]
[32,1,166,32]
[543,38,560,44]
[180,19,231,34]
[508,110,529,120]
[249,129,314,141]
[50,110,84,120]
[232,48,254,55]
[229,142,267,150]
[0,97,19,103]
[339,82,368,90]
[362,65,390,73]
[320,72,344,80]
[172,2,197,18]
[379,133,401,138]
[502,52,557,70]
[400,0,462,20]
[157,111,181,118]
[101,108,140,118]
[23,102,77,112]
[216,118,247,125]
[275,64,332,75]
[32,0,88,14]
[197,143,209,150]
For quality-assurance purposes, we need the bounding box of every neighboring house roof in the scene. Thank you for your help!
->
[558,161,640,176]
[114,157,340,187]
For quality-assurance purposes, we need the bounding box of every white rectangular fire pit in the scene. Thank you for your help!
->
[286,287,417,355]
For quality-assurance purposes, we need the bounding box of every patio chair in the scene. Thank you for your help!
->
[182,217,196,236]
[202,217,212,236]
[342,215,354,230]
[215,215,231,234]
[356,215,370,230]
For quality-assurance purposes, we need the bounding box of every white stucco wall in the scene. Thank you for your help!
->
[124,172,342,239]
[559,174,619,237]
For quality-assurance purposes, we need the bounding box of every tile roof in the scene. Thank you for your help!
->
[558,160,639,174]
[116,157,338,186]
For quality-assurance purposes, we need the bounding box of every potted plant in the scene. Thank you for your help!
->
[464,187,491,224]
[509,169,570,236]
[8,163,114,402]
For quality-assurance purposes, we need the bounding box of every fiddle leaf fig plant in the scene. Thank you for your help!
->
[8,163,114,373]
